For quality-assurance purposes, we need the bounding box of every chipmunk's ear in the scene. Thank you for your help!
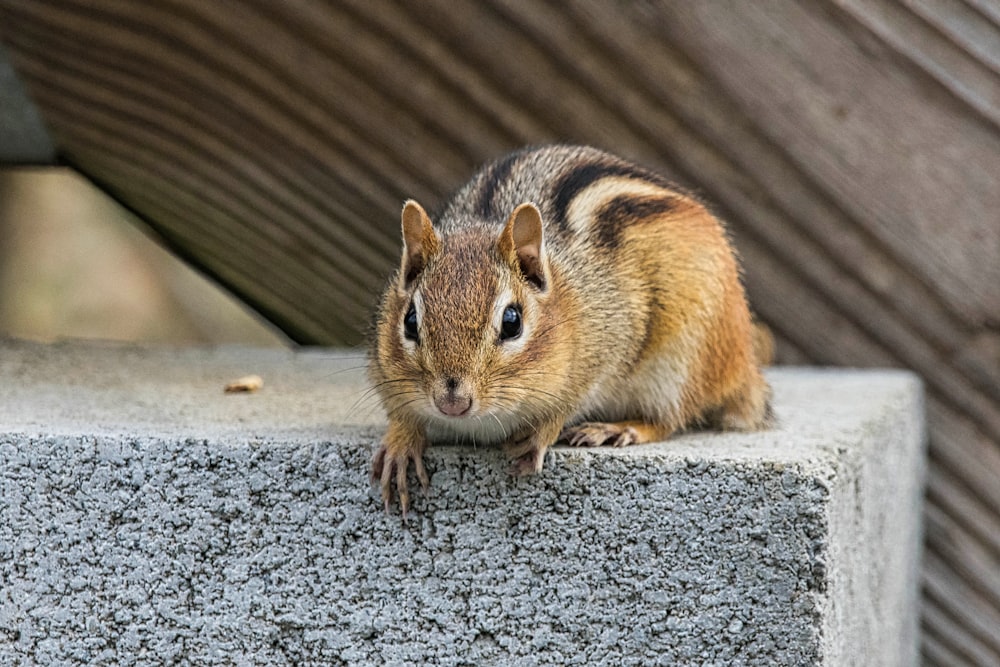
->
[499,203,548,291]
[400,200,440,288]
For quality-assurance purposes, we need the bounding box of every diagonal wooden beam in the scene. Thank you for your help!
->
[0,42,55,164]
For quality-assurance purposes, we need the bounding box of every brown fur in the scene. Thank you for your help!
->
[370,145,772,515]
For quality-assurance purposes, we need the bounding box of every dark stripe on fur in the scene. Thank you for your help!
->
[595,194,680,247]
[551,160,675,232]
[552,163,636,231]
[476,151,521,219]
[636,285,667,366]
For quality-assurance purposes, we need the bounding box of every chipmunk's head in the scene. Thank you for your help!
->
[372,199,559,441]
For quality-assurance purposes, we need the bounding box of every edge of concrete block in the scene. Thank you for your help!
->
[0,340,926,665]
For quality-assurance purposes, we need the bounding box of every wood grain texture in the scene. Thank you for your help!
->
[1,1,998,663]
[0,43,55,163]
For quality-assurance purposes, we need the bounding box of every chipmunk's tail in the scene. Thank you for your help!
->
[751,321,775,367]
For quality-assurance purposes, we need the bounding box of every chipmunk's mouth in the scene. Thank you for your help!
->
[422,404,520,445]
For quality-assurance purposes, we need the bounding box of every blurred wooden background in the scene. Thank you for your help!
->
[0,168,286,345]
[1,2,998,664]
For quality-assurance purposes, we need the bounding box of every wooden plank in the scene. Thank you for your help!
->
[924,500,1000,622]
[921,597,1000,667]
[649,1,1000,326]
[834,0,1000,125]
[921,633,977,667]
[923,550,1000,664]
[904,0,1000,73]
[0,43,55,163]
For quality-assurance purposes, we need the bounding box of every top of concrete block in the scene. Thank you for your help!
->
[0,338,919,466]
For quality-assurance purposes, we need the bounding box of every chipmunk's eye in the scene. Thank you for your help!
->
[403,302,419,343]
[499,304,522,342]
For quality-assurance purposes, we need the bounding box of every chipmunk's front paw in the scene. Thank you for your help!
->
[561,422,639,448]
[502,419,566,477]
[371,441,429,519]
[502,437,547,477]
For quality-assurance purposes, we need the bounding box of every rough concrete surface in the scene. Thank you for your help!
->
[0,340,925,666]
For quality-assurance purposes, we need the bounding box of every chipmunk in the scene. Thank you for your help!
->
[369,145,772,515]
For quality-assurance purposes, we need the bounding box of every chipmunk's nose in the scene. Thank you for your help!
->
[434,377,473,417]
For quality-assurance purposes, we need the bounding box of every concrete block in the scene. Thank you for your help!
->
[0,340,925,665]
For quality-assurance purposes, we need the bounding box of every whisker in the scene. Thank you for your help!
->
[489,412,508,440]
[387,397,428,418]
[472,415,483,450]
[492,385,566,404]
[380,391,425,405]
[347,380,420,415]
[367,377,418,391]
[318,364,370,379]
[349,377,421,409]
[352,379,409,403]
[532,313,585,339]
[488,369,567,386]
[309,353,371,362]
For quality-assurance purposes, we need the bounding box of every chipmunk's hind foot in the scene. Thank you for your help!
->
[710,371,774,431]
[560,420,676,448]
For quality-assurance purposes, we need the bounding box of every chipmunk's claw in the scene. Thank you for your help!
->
[561,422,639,448]
[371,442,428,517]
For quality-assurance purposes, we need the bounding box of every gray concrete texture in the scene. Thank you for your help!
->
[0,340,925,665]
